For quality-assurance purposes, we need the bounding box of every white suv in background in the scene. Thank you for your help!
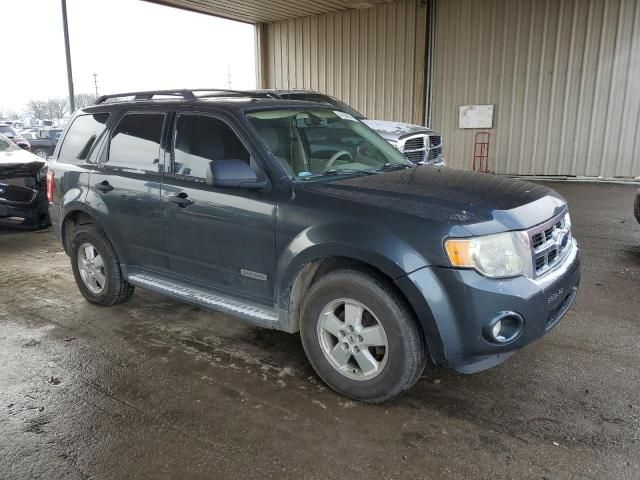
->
[256,90,445,166]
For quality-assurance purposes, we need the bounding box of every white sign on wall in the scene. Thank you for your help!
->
[459,105,494,129]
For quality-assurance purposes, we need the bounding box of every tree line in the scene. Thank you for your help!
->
[25,93,97,120]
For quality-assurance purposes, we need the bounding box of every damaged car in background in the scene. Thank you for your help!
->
[0,134,49,228]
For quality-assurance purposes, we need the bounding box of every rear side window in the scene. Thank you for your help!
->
[57,113,110,164]
[173,114,249,178]
[107,113,164,172]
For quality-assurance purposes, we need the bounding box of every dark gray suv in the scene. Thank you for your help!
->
[47,89,581,403]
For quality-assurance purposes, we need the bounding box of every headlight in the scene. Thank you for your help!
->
[445,231,532,279]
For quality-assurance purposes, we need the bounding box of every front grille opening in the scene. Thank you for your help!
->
[532,233,544,248]
[547,249,558,264]
[403,137,425,151]
[535,257,546,270]
[0,183,36,204]
[405,151,425,163]
[429,135,441,147]
[427,147,442,160]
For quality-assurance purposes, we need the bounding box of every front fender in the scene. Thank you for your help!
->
[277,222,428,296]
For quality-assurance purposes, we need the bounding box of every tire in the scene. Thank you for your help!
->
[69,224,134,306]
[34,149,48,159]
[300,269,426,403]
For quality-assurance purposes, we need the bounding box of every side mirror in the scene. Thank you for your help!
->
[206,159,267,190]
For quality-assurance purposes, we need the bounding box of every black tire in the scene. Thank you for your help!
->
[300,269,426,403]
[69,224,134,306]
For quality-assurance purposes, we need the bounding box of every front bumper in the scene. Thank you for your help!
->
[401,239,580,373]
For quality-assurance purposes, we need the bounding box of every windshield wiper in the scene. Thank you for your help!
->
[375,163,413,172]
[322,168,377,177]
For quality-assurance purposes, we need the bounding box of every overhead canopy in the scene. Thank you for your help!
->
[143,0,395,23]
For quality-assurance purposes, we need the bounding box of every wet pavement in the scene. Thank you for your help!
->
[1,181,639,479]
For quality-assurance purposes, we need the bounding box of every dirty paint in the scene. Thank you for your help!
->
[1,181,639,479]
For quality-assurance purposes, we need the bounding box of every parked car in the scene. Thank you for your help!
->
[635,189,640,223]
[0,134,49,228]
[255,90,445,166]
[47,89,580,403]
[0,124,30,151]
[20,128,63,158]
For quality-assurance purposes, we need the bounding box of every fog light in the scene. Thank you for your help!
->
[492,320,503,340]
[484,312,524,344]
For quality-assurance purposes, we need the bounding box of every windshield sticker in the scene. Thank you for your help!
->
[334,111,358,122]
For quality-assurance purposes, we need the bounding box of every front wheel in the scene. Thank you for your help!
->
[300,269,426,403]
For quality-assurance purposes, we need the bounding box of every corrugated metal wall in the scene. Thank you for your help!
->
[433,0,640,177]
[260,0,428,125]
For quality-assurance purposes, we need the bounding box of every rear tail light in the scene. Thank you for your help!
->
[46,170,55,203]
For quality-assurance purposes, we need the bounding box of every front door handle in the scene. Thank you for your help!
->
[96,180,113,193]
[168,192,194,208]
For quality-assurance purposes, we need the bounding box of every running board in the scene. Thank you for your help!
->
[127,273,279,329]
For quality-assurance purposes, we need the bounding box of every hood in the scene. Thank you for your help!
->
[362,120,438,142]
[300,166,566,234]
[0,148,45,172]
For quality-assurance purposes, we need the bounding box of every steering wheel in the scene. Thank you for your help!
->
[325,150,353,170]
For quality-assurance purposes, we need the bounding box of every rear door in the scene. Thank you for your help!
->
[87,110,170,273]
[161,112,276,303]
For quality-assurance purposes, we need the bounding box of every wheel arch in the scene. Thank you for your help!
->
[60,205,108,254]
[278,241,446,365]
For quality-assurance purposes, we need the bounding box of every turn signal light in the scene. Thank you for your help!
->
[444,239,474,267]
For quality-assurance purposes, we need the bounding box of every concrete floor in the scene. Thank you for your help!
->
[1,181,639,479]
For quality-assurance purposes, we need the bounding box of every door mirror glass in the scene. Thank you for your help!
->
[206,159,266,189]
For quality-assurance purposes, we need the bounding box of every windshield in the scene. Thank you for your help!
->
[279,93,364,120]
[246,108,411,180]
[0,135,19,152]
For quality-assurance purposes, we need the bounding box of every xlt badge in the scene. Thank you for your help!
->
[241,269,267,281]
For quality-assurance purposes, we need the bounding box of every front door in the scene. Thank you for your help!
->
[161,113,276,303]
[89,111,169,273]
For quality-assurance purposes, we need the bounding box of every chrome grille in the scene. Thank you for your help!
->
[400,133,443,164]
[404,137,424,150]
[405,151,425,163]
[528,213,572,276]
[427,146,442,160]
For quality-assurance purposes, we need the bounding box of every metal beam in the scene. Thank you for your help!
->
[61,0,75,112]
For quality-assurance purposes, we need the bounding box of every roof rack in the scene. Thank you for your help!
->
[94,88,271,105]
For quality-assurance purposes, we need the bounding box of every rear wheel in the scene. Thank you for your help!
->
[69,224,134,306]
[300,269,426,403]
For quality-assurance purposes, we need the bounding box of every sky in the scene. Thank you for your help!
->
[0,0,256,115]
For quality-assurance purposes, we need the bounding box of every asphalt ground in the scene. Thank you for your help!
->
[1,181,639,479]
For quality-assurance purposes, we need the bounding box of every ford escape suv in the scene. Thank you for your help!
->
[47,89,580,403]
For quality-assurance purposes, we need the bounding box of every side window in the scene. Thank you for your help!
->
[107,113,164,172]
[173,114,250,178]
[57,113,110,164]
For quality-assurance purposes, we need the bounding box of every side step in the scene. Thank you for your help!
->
[127,273,279,329]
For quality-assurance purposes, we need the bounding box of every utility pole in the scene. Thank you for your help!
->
[61,0,75,112]
[93,73,99,97]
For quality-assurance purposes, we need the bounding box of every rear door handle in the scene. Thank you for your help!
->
[96,180,113,193]
[168,192,194,208]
